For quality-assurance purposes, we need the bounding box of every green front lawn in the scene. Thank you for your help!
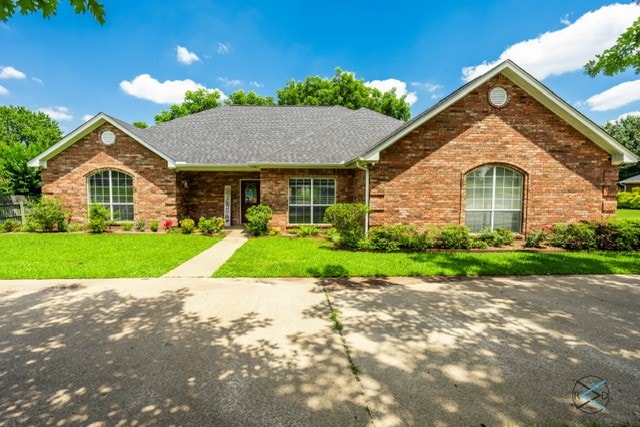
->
[616,209,640,219]
[0,233,222,279]
[213,236,640,278]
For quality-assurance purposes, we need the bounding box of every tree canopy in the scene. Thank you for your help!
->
[602,115,640,180]
[0,0,105,24]
[154,89,223,124]
[153,68,412,124]
[276,68,411,121]
[0,106,62,195]
[585,16,640,77]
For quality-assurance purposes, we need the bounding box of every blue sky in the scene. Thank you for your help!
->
[2,1,640,132]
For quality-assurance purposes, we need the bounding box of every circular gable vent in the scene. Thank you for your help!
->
[100,130,116,146]
[488,86,508,108]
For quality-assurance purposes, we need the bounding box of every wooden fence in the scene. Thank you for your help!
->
[0,195,34,224]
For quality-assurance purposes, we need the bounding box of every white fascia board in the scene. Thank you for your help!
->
[175,164,259,172]
[360,60,639,165]
[28,113,176,169]
[248,162,349,169]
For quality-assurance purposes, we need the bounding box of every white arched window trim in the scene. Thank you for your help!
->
[465,165,523,233]
[87,170,134,221]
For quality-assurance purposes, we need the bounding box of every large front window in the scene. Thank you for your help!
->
[88,170,134,221]
[465,165,523,232]
[288,178,336,224]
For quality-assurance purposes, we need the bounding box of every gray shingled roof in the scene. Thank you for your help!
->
[125,105,403,166]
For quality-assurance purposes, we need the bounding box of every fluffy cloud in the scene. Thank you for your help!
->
[250,81,264,88]
[120,74,211,104]
[38,106,73,121]
[0,66,26,79]
[176,46,200,65]
[0,85,7,95]
[585,80,640,111]
[82,114,95,122]
[411,81,443,99]
[366,78,417,105]
[462,3,640,82]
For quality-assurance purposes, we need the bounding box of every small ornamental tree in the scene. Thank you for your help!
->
[323,203,370,249]
[26,196,68,232]
[245,204,272,236]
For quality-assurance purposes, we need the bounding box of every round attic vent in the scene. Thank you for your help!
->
[488,86,508,108]
[100,130,116,146]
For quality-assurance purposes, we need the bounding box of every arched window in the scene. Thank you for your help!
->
[87,170,133,221]
[465,165,523,233]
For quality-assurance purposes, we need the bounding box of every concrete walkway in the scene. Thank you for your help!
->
[162,228,248,278]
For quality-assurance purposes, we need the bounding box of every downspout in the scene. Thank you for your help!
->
[355,160,370,236]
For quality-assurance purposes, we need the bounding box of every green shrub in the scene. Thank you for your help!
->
[88,204,112,233]
[269,227,282,236]
[27,197,69,232]
[436,225,473,249]
[198,216,224,235]
[324,228,341,245]
[367,224,419,252]
[135,219,146,232]
[1,219,22,233]
[293,224,319,237]
[121,221,133,231]
[323,203,370,249]
[549,222,597,250]
[477,227,515,247]
[180,218,196,234]
[595,219,640,251]
[617,189,640,209]
[245,204,272,236]
[525,229,547,248]
[150,219,159,232]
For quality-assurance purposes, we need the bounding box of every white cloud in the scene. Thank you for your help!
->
[120,74,211,104]
[217,42,231,54]
[366,78,418,105]
[560,13,572,26]
[250,81,264,88]
[32,77,43,84]
[0,85,7,95]
[218,77,242,87]
[462,3,640,82]
[411,81,443,99]
[176,45,200,65]
[585,80,640,111]
[611,111,640,122]
[82,114,95,122]
[0,66,26,79]
[38,106,73,121]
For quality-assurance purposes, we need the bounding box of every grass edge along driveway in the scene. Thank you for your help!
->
[213,236,640,278]
[0,234,222,279]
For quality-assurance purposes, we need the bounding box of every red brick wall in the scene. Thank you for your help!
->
[260,169,361,229]
[369,74,618,232]
[176,171,260,225]
[41,124,178,224]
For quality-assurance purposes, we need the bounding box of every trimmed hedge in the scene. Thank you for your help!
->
[617,189,640,209]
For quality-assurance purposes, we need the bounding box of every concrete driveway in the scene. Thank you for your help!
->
[0,275,638,426]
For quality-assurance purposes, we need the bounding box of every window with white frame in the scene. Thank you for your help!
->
[465,165,523,233]
[88,170,134,221]
[288,178,336,224]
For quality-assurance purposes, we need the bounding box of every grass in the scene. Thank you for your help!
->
[213,236,640,278]
[0,233,222,279]
[615,208,640,219]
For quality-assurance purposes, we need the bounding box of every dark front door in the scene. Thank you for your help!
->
[241,180,260,223]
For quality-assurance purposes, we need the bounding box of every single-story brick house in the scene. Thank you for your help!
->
[28,60,638,233]
[619,174,640,192]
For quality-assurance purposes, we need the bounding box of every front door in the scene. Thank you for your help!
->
[241,180,260,223]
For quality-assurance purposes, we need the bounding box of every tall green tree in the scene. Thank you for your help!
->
[603,115,640,180]
[277,68,411,121]
[0,0,105,24]
[0,106,62,195]
[154,89,223,124]
[225,90,275,106]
